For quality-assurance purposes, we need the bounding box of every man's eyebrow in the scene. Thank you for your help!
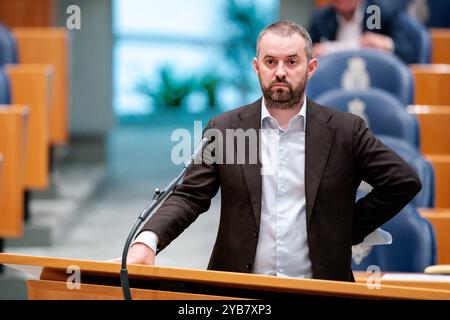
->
[262,54,300,59]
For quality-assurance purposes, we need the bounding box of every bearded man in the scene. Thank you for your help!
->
[125,20,421,282]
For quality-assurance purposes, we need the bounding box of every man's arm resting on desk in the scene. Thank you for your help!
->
[127,231,158,265]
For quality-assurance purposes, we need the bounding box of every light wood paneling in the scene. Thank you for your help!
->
[1,253,450,300]
[408,105,450,154]
[431,29,450,64]
[0,0,54,27]
[0,154,3,214]
[0,106,28,237]
[419,208,450,264]
[13,28,69,145]
[5,64,53,190]
[354,271,450,291]
[425,155,450,207]
[410,64,450,105]
[28,280,239,300]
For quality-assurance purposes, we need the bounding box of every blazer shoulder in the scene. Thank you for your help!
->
[208,99,261,129]
[309,99,364,129]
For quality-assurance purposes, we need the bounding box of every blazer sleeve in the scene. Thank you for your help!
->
[351,116,422,245]
[139,119,221,252]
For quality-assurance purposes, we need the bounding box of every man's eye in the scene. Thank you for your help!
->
[267,60,274,65]
[289,60,297,65]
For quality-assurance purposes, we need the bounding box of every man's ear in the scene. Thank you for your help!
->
[252,57,259,75]
[307,58,318,80]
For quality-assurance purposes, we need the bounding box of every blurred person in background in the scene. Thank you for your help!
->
[308,0,416,63]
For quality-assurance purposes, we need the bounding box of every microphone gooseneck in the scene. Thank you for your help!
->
[120,134,211,300]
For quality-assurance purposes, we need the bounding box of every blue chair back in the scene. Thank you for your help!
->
[397,12,431,63]
[307,49,414,105]
[0,23,18,66]
[377,135,435,208]
[352,204,437,272]
[315,88,420,149]
[0,69,11,104]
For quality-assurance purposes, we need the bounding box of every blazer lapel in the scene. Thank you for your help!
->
[305,100,336,228]
[237,99,262,229]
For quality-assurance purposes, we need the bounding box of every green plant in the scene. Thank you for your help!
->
[221,0,276,100]
[198,72,221,109]
[136,65,195,108]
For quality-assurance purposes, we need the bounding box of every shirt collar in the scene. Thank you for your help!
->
[261,96,307,131]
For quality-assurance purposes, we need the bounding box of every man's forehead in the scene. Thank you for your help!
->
[258,32,306,57]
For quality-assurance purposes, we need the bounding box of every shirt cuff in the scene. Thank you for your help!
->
[360,228,392,246]
[132,231,159,253]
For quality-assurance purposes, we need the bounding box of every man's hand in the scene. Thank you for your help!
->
[127,243,155,265]
[107,243,155,265]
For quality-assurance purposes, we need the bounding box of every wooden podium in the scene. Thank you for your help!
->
[1,253,450,300]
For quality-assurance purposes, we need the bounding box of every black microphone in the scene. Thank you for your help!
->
[120,126,212,300]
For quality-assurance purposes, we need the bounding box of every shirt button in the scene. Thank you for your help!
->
[253,231,258,238]
[246,263,252,270]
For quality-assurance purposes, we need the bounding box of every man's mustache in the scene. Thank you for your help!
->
[269,79,292,89]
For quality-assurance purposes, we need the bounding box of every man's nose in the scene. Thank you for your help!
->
[275,62,287,79]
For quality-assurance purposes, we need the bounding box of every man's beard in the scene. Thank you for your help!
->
[260,75,306,110]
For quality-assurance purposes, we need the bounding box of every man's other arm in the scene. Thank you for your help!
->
[351,116,422,244]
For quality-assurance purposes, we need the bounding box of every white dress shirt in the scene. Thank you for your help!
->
[133,98,312,278]
[131,97,390,272]
[322,4,363,54]
[254,97,312,278]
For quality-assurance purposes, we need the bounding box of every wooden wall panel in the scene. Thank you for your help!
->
[425,155,450,208]
[410,64,450,105]
[0,0,54,27]
[419,208,450,264]
[0,105,28,238]
[13,28,69,145]
[408,105,450,154]
[431,29,450,64]
[6,64,53,190]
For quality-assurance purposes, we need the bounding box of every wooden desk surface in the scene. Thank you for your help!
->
[1,253,450,300]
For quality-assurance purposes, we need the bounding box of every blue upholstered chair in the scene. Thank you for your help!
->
[396,11,431,63]
[306,49,414,105]
[0,24,15,104]
[0,23,18,66]
[315,88,420,149]
[0,69,11,104]
[352,204,437,272]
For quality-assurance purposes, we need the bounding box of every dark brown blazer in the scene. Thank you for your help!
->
[141,98,421,282]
